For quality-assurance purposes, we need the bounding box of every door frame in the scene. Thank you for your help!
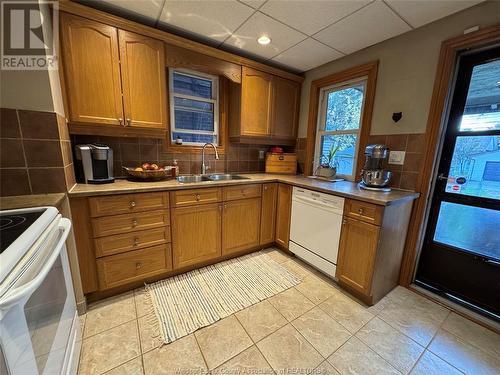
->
[399,24,500,287]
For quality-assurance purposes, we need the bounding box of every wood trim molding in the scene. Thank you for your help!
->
[58,1,303,83]
[398,24,500,286]
[304,61,379,176]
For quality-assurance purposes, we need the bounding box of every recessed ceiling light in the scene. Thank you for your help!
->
[257,35,271,45]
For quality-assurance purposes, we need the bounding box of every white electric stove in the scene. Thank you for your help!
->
[0,207,80,375]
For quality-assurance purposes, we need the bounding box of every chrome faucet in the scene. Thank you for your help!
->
[201,143,219,175]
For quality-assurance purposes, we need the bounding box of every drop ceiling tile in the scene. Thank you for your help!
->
[314,1,411,54]
[158,0,255,43]
[239,0,267,9]
[386,0,484,28]
[271,38,343,72]
[260,0,371,36]
[99,0,164,19]
[222,12,307,60]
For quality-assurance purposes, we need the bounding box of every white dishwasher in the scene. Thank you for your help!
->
[289,187,344,278]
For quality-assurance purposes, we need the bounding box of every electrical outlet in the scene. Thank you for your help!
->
[259,150,265,160]
[388,151,406,165]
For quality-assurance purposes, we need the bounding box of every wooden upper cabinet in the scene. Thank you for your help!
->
[118,30,167,129]
[272,77,300,140]
[61,13,123,125]
[336,217,379,295]
[240,66,273,137]
[275,184,292,249]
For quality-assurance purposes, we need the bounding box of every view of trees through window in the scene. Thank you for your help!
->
[317,83,365,177]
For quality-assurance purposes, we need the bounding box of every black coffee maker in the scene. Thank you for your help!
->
[75,144,114,184]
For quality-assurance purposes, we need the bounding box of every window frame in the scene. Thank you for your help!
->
[168,68,220,147]
[314,77,368,180]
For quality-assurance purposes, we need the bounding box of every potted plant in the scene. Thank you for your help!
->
[316,144,340,178]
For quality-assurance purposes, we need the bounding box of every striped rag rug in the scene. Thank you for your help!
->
[145,251,301,344]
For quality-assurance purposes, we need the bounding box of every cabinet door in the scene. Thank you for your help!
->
[171,203,222,268]
[336,217,379,295]
[240,66,273,136]
[222,198,261,255]
[275,184,292,249]
[119,30,167,129]
[272,77,300,140]
[61,13,123,125]
[260,183,277,245]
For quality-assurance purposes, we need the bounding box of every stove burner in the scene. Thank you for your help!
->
[0,211,44,253]
[0,216,27,230]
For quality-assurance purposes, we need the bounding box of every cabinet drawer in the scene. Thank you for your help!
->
[223,184,262,201]
[344,199,383,226]
[170,188,222,207]
[92,209,169,237]
[94,227,171,257]
[97,244,172,290]
[89,192,169,217]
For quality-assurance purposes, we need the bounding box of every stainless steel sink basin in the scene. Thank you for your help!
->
[206,174,249,181]
[176,174,249,183]
[176,175,208,183]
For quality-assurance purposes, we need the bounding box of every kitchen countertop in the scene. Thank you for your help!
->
[68,174,419,206]
[0,193,67,211]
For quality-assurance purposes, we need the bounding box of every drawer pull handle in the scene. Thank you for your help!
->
[130,201,136,208]
[136,262,142,269]
[132,219,138,227]
[195,194,201,201]
[133,237,139,246]
[358,208,364,214]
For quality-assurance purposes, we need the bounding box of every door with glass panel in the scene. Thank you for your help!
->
[416,47,500,321]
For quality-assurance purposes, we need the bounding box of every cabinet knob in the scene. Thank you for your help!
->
[132,219,138,227]
[118,118,123,126]
[133,237,139,246]
[264,186,268,191]
[126,118,132,126]
[195,194,201,201]
[224,204,227,209]
[358,208,364,214]
[136,262,142,269]
[130,201,136,208]
[342,219,347,225]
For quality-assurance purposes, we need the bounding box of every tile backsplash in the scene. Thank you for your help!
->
[71,135,275,177]
[0,108,75,197]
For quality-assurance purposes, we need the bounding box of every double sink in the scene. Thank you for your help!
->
[176,174,249,183]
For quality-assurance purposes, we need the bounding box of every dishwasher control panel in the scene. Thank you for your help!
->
[292,187,345,212]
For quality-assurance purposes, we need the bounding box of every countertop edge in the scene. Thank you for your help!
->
[68,176,420,206]
[0,193,67,211]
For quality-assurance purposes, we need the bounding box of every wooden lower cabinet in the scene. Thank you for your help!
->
[275,184,292,249]
[97,244,172,290]
[336,218,379,295]
[260,183,277,245]
[171,203,222,269]
[222,198,261,255]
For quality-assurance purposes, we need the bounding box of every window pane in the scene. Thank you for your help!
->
[174,97,213,111]
[172,132,216,144]
[320,134,357,176]
[434,201,500,260]
[173,72,212,99]
[460,59,500,131]
[325,84,364,131]
[446,135,500,200]
[174,97,214,132]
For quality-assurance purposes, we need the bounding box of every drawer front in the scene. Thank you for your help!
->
[345,199,383,226]
[92,209,169,237]
[170,188,222,207]
[94,227,171,257]
[223,184,262,201]
[97,244,172,290]
[89,192,169,217]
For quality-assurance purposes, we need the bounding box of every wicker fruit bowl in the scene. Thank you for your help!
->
[123,163,174,181]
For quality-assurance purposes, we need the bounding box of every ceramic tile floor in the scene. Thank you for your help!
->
[77,248,500,375]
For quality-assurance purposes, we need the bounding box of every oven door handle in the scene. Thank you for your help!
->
[0,219,72,310]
